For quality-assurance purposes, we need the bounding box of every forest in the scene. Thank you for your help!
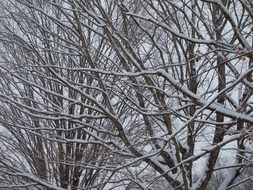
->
[0,0,252,189]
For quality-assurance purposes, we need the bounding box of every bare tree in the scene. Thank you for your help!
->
[0,0,252,189]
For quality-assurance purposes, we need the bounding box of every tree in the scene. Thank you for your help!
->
[0,0,252,189]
